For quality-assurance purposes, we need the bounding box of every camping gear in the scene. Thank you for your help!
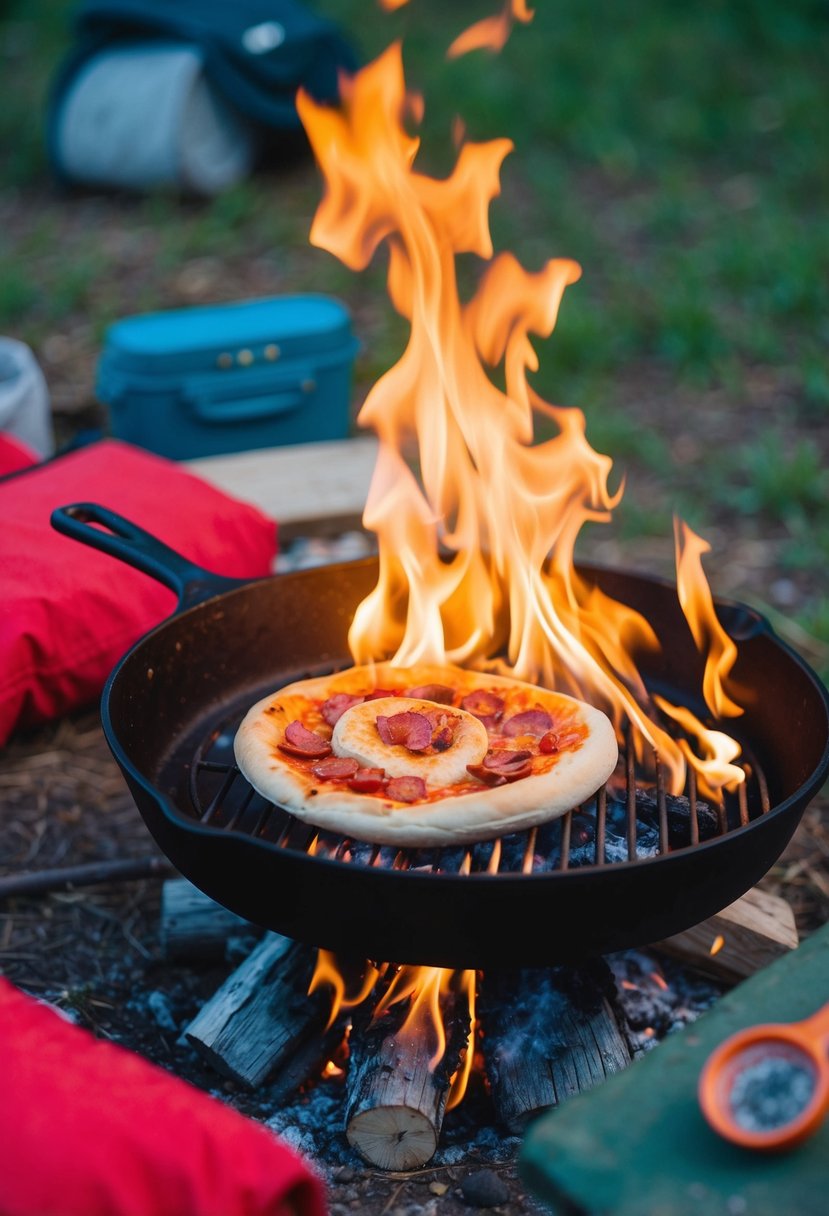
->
[52,43,256,195]
[0,441,276,746]
[519,924,829,1216]
[49,503,829,968]
[96,295,359,459]
[47,0,359,192]
[0,978,326,1216]
[0,338,54,457]
[699,999,829,1151]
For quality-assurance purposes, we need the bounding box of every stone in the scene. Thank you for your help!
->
[460,1169,510,1208]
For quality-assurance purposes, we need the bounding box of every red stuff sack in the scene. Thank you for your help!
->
[0,439,277,745]
[0,978,327,1216]
[0,432,40,474]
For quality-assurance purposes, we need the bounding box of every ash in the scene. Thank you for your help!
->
[609,948,724,1054]
[266,1075,520,1173]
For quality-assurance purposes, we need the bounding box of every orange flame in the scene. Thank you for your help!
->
[653,696,744,802]
[297,43,726,796]
[309,950,382,1029]
[448,0,534,59]
[297,20,748,1107]
[376,965,477,1108]
[674,519,743,719]
[312,956,477,1106]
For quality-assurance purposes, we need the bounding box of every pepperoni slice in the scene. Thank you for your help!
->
[280,720,332,759]
[364,688,399,701]
[321,692,364,726]
[475,714,501,734]
[466,764,508,787]
[461,690,505,720]
[539,731,559,754]
[347,767,386,793]
[376,711,432,752]
[475,748,533,782]
[483,748,533,769]
[311,756,360,780]
[386,775,427,803]
[407,683,456,704]
[503,709,553,737]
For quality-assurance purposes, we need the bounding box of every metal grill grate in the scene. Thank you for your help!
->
[184,709,770,878]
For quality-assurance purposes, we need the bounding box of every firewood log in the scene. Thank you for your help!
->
[478,961,631,1132]
[654,887,798,985]
[183,933,327,1089]
[345,975,471,1170]
[160,877,261,961]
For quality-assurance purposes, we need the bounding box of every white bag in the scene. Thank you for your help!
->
[53,43,256,196]
[0,339,54,458]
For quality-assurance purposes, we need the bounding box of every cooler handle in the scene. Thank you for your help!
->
[184,371,316,425]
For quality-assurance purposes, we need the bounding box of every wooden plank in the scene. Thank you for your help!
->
[654,887,799,985]
[184,437,377,538]
[520,923,829,1216]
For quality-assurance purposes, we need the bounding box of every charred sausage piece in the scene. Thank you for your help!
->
[375,711,432,752]
[466,764,508,787]
[321,693,364,726]
[280,720,332,759]
[311,756,360,780]
[347,767,387,793]
[386,775,428,803]
[407,684,456,704]
[502,709,553,737]
[475,748,534,782]
[461,690,505,720]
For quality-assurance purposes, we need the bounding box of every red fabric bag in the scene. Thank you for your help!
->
[0,439,277,745]
[0,978,327,1216]
[0,432,40,474]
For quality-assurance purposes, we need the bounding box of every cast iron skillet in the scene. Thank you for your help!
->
[52,503,829,968]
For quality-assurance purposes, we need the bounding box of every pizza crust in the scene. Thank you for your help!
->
[234,663,618,847]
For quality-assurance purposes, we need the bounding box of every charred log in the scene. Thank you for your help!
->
[478,961,631,1132]
[345,976,471,1170]
[183,933,328,1089]
[160,878,262,962]
[634,788,719,846]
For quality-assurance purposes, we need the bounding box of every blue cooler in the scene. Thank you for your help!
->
[96,294,359,459]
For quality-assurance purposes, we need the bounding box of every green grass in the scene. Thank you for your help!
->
[1,0,827,673]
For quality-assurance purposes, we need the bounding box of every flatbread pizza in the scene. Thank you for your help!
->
[234,663,618,847]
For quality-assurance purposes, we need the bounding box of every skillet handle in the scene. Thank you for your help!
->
[51,502,249,611]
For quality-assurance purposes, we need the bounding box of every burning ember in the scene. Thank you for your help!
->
[292,5,750,1133]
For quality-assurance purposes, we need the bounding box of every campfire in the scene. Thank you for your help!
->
[44,0,829,1187]
[222,17,758,1164]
